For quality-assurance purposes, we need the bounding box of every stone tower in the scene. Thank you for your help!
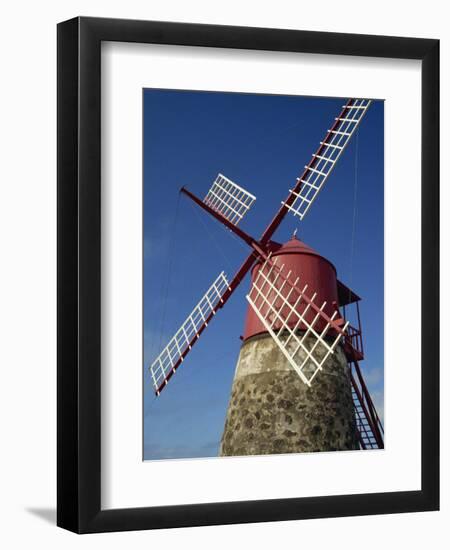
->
[220,237,358,456]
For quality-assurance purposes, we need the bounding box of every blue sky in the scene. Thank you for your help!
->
[143,90,384,460]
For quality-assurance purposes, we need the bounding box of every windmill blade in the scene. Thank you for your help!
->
[350,361,384,449]
[204,173,256,226]
[149,271,231,395]
[149,245,259,397]
[282,98,371,221]
[246,255,349,387]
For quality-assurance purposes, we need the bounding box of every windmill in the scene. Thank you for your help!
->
[148,98,384,454]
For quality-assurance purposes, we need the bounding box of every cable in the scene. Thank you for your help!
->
[187,199,234,273]
[348,128,359,305]
[188,197,260,288]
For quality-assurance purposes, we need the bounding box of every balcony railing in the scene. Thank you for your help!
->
[343,324,364,361]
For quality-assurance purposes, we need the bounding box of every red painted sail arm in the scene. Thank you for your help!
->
[181,186,258,249]
[260,99,355,245]
[154,251,257,395]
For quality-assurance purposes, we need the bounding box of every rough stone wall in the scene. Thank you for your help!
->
[220,333,358,456]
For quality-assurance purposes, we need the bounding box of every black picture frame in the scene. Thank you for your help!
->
[57,16,439,534]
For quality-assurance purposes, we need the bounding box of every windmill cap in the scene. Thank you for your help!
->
[270,236,337,274]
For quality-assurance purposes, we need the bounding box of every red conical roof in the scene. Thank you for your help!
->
[272,235,337,274]
[273,235,318,255]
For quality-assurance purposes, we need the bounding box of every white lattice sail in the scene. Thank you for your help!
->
[246,257,349,386]
[283,98,371,220]
[204,173,256,226]
[149,271,230,395]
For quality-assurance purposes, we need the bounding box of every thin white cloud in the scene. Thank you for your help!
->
[370,389,384,424]
[363,365,384,387]
[144,440,219,460]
